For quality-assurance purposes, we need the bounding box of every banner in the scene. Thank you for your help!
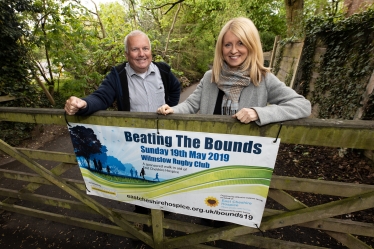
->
[68,123,280,228]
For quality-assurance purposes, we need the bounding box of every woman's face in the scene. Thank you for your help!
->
[222,30,248,69]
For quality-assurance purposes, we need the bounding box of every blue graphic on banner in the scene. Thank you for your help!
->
[68,123,280,228]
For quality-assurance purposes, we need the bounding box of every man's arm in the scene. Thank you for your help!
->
[64,68,119,116]
[167,72,181,107]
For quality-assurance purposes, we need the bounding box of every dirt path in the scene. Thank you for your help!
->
[179,82,198,103]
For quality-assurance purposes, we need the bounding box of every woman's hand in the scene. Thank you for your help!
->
[157,104,174,115]
[232,108,258,123]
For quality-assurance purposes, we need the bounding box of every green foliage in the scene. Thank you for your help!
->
[2,0,285,146]
[300,8,374,119]
[60,78,86,98]
[0,122,35,146]
[304,0,345,19]
[0,0,50,145]
[139,0,286,81]
[241,0,286,36]
[0,0,34,97]
[5,0,287,102]
[260,31,277,52]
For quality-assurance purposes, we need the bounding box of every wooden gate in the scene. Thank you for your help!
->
[0,107,373,249]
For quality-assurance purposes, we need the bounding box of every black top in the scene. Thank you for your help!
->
[213,89,224,115]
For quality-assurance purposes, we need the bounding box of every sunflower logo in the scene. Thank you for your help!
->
[204,196,219,207]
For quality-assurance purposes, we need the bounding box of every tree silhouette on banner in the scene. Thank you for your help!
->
[69,125,102,169]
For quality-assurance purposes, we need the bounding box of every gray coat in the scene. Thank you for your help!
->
[173,70,311,126]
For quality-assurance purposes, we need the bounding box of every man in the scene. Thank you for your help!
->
[64,30,181,216]
[65,30,181,115]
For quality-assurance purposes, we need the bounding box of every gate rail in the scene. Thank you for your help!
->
[0,107,373,249]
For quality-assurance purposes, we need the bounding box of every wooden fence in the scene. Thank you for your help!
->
[0,107,373,249]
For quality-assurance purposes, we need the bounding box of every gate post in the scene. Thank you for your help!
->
[151,209,165,249]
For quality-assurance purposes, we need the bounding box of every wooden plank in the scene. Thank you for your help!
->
[265,190,374,238]
[289,40,305,89]
[0,187,96,213]
[1,159,373,246]
[0,168,53,185]
[268,189,307,209]
[327,231,372,249]
[268,189,373,246]
[2,186,372,248]
[16,148,77,163]
[162,191,374,248]
[1,162,74,204]
[261,191,374,231]
[151,209,164,249]
[364,149,374,161]
[0,202,137,239]
[0,138,155,247]
[0,95,16,102]
[0,187,152,225]
[1,107,373,248]
[227,234,330,249]
[271,175,374,197]
[3,165,373,199]
[0,169,86,191]
[301,218,374,238]
[162,224,251,249]
[179,245,217,249]
[269,35,280,68]
[0,107,374,149]
[0,162,74,216]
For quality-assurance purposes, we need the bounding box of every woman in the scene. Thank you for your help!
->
[157,17,311,125]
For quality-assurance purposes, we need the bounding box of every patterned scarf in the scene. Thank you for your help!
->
[216,62,251,115]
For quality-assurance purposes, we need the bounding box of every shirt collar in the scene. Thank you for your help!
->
[126,62,156,77]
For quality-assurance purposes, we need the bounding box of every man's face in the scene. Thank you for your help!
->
[125,34,152,73]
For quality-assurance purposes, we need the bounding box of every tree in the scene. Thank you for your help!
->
[26,0,95,95]
[68,125,103,169]
[304,0,346,18]
[0,0,35,102]
[284,0,304,37]
[0,0,49,146]
[139,0,286,79]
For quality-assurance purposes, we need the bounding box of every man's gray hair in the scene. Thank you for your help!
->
[124,30,151,53]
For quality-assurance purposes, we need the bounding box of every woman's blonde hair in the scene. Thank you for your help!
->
[212,17,269,86]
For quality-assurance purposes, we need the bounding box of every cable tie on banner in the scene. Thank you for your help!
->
[255,224,265,237]
[84,183,90,192]
[273,123,283,143]
[156,114,160,134]
[64,111,72,127]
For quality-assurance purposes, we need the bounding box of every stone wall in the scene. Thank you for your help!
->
[344,0,374,17]
[271,41,304,88]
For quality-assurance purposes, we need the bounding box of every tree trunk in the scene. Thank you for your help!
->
[90,0,107,38]
[41,19,55,95]
[129,0,138,29]
[284,0,304,37]
[164,3,181,56]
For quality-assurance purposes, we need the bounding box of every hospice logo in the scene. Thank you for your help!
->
[204,196,219,207]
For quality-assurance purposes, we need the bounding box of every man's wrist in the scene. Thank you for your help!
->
[81,100,87,109]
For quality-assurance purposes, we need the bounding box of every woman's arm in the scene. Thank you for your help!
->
[252,73,311,126]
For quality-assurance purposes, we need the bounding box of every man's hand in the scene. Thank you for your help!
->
[232,108,258,124]
[157,104,174,115]
[64,96,87,115]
